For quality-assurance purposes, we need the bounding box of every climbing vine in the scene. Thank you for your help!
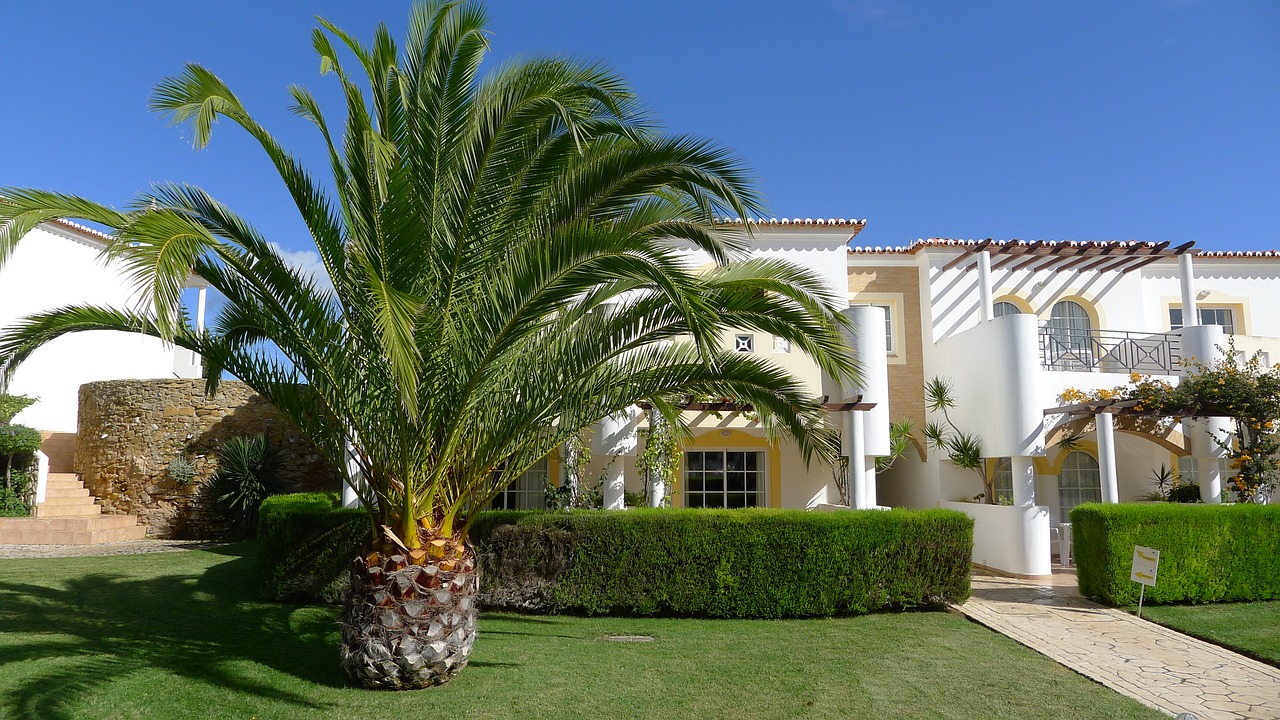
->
[636,411,680,507]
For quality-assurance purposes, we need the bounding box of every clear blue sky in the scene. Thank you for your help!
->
[3,1,1278,254]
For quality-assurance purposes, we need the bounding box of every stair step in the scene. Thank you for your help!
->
[44,486,90,499]
[0,515,146,544]
[35,503,101,517]
[39,494,98,507]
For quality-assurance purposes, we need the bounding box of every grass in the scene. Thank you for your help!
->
[0,544,1164,720]
[1137,601,1280,667]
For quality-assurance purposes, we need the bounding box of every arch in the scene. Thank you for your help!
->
[1058,451,1101,518]
[993,294,1033,316]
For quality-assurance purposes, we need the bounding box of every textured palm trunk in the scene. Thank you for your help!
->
[339,541,479,689]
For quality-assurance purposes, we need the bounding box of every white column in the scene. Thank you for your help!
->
[849,410,868,509]
[342,439,363,509]
[596,407,640,511]
[1011,456,1036,507]
[863,456,878,508]
[1190,418,1228,504]
[1096,412,1119,504]
[977,250,994,322]
[196,285,208,333]
[1178,252,1197,326]
[603,464,625,510]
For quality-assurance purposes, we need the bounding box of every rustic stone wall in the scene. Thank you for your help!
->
[75,379,340,538]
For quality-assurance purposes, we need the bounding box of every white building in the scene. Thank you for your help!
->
[500,224,1280,579]
[0,220,205,440]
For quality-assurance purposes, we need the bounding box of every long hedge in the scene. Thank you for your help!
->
[1071,502,1280,605]
[257,493,973,617]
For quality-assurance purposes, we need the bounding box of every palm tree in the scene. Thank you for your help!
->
[0,1,858,689]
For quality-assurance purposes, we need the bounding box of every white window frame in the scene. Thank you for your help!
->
[772,336,791,354]
[1169,306,1236,335]
[683,449,767,509]
[993,301,1022,318]
[492,457,549,510]
[991,457,1013,503]
[1058,451,1101,520]
[733,334,754,353]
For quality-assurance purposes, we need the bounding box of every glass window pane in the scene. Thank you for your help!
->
[686,452,703,471]
[745,453,758,471]
[687,493,705,508]
[705,453,723,471]
[1169,308,1184,329]
[704,474,724,492]
[726,493,747,509]
[727,472,746,491]
[727,452,745,471]
[685,473,704,492]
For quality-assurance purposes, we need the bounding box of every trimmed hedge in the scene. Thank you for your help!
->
[257,492,369,603]
[257,494,973,617]
[1072,502,1280,605]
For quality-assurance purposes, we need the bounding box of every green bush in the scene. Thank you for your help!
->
[258,494,973,617]
[257,492,369,603]
[0,470,32,517]
[488,508,972,617]
[1072,503,1280,605]
[0,424,41,457]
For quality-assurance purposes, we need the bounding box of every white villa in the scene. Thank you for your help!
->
[513,220,1280,578]
[5,217,1280,565]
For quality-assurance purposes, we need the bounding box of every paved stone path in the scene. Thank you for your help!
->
[959,573,1280,719]
[0,539,225,560]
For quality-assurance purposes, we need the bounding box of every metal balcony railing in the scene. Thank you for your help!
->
[1038,328,1181,374]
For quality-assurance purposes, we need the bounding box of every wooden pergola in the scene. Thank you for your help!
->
[1043,397,1230,419]
[637,395,876,413]
[941,239,1196,274]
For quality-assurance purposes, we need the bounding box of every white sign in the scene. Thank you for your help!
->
[1131,545,1160,587]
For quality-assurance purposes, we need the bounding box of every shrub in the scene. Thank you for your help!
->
[167,456,196,486]
[0,470,32,517]
[1072,503,1280,605]
[491,508,972,617]
[1167,483,1201,504]
[258,494,973,617]
[207,434,283,539]
[257,492,368,602]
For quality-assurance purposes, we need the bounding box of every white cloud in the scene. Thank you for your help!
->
[269,242,335,298]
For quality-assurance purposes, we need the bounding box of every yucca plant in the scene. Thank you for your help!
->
[0,1,859,688]
[207,434,283,539]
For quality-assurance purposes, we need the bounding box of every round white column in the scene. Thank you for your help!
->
[849,409,868,509]
[1011,456,1037,507]
[596,407,640,511]
[977,250,994,322]
[1096,412,1119,504]
[1178,252,1197,326]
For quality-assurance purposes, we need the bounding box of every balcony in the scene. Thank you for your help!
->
[1039,328,1181,374]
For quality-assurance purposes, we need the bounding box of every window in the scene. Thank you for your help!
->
[1046,300,1093,369]
[993,301,1022,318]
[1058,452,1101,519]
[852,303,895,353]
[1176,455,1197,485]
[772,336,791,354]
[685,450,765,508]
[991,457,1013,503]
[491,458,548,510]
[1169,307,1235,335]
[734,334,754,353]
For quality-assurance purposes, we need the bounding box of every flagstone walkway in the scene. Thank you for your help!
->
[959,572,1280,719]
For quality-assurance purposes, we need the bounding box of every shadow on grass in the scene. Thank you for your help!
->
[0,546,341,719]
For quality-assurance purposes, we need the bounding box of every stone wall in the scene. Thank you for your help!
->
[75,379,341,538]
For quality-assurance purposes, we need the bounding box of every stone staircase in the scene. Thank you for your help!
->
[0,473,147,545]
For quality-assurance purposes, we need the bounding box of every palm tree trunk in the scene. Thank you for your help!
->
[339,541,479,689]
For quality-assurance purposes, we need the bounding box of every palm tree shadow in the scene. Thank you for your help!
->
[0,546,344,719]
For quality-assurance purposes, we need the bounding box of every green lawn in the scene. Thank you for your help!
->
[0,545,1162,720]
[1138,601,1280,667]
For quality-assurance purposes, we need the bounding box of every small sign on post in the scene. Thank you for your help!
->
[1131,545,1160,617]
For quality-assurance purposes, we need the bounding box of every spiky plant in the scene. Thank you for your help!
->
[207,434,283,539]
[0,1,858,688]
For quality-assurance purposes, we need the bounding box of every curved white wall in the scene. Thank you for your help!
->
[1,225,179,432]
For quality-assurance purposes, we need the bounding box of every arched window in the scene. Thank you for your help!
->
[991,457,1013,503]
[1058,452,1101,520]
[993,301,1022,318]
[1046,300,1094,369]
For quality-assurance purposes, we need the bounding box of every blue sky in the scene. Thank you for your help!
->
[3,0,1278,262]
